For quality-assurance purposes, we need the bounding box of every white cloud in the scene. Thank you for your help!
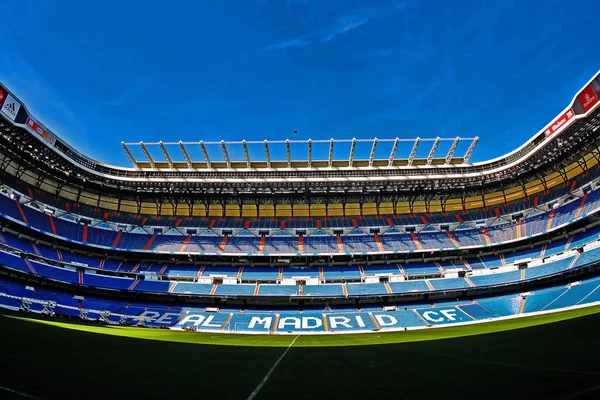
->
[323,15,371,42]
[263,37,312,51]
[100,75,148,107]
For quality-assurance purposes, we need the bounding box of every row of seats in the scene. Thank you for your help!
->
[2,186,600,255]
[2,226,599,281]
[1,273,599,333]
[5,165,596,230]
[0,244,590,297]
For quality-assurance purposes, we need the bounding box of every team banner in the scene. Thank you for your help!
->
[1,92,22,121]
[130,306,475,333]
[26,117,56,146]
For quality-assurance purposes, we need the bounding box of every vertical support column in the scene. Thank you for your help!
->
[139,141,156,169]
[200,141,212,168]
[368,138,378,167]
[463,137,479,163]
[221,140,231,168]
[264,140,271,168]
[349,138,357,167]
[179,141,193,169]
[407,138,420,166]
[159,141,174,168]
[286,139,292,168]
[388,137,399,167]
[121,142,140,169]
[242,140,251,168]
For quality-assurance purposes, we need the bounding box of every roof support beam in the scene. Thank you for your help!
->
[139,141,156,169]
[121,142,139,169]
[242,140,251,168]
[200,141,211,169]
[407,137,420,166]
[221,140,231,168]
[426,137,440,166]
[444,137,460,164]
[463,136,479,163]
[286,139,292,168]
[179,141,193,169]
[264,140,271,168]
[349,138,357,166]
[368,138,378,167]
[388,137,399,167]
[159,141,174,169]
[328,138,334,168]
[307,139,312,168]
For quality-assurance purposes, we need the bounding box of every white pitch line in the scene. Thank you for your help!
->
[559,383,600,399]
[0,385,42,399]
[246,335,299,400]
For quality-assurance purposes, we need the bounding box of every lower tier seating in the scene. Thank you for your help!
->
[0,237,596,298]
[1,274,599,333]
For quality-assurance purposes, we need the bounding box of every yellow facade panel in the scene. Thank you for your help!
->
[259,205,274,217]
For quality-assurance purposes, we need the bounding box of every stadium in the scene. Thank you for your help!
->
[1,68,600,397]
[2,2,600,398]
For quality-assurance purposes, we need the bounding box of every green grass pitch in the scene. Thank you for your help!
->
[1,306,600,399]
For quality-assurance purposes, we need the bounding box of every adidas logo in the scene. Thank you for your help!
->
[1,94,21,120]
[4,102,16,114]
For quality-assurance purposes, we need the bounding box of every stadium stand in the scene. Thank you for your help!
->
[1,71,600,335]
[1,274,600,333]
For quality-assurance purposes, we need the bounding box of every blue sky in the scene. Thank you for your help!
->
[0,0,599,166]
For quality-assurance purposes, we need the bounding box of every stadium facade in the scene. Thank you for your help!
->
[0,71,600,334]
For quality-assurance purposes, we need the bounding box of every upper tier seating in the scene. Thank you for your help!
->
[4,165,598,232]
[2,177,600,256]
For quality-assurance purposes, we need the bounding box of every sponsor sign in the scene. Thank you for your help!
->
[545,109,575,138]
[577,84,599,113]
[1,93,21,121]
[27,117,56,146]
[0,88,5,104]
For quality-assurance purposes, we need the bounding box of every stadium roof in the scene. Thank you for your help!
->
[120,137,479,170]
[0,70,599,199]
